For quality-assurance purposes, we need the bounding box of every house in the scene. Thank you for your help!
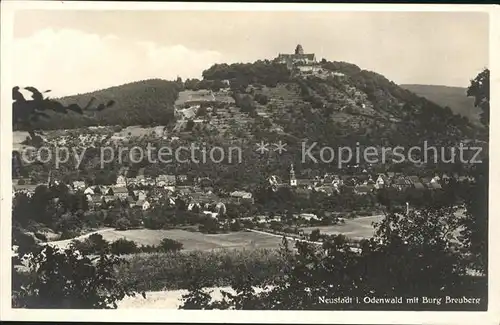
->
[230,191,254,203]
[118,166,129,176]
[102,195,116,204]
[190,192,219,205]
[428,182,442,190]
[133,190,147,201]
[442,174,451,184]
[299,213,319,221]
[187,202,202,211]
[156,174,176,187]
[413,182,426,190]
[73,181,86,190]
[330,175,343,186]
[115,175,127,187]
[392,177,412,191]
[203,210,219,219]
[354,184,373,195]
[89,194,103,207]
[315,186,336,196]
[430,175,441,184]
[136,199,151,210]
[297,179,317,189]
[84,187,95,195]
[13,184,39,196]
[408,176,421,184]
[112,186,129,199]
[166,175,177,185]
[421,177,432,185]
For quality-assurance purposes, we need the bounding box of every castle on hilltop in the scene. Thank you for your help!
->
[275,44,320,73]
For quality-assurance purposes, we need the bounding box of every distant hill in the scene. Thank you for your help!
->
[25,79,181,130]
[400,84,481,126]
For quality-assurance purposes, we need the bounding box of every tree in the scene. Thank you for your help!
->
[179,204,484,310]
[12,245,143,308]
[12,86,114,140]
[159,238,183,253]
[458,69,489,274]
[309,229,321,242]
[467,68,489,126]
[110,238,138,255]
[186,119,195,131]
[115,217,131,231]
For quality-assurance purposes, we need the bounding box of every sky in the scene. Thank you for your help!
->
[11,9,489,97]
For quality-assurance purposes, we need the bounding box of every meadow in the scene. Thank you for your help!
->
[48,228,285,251]
[300,215,383,240]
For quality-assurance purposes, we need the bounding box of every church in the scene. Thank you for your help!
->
[275,44,320,73]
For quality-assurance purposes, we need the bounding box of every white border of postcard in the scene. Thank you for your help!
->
[1,2,499,324]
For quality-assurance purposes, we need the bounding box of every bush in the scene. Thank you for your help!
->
[59,230,80,240]
[309,229,321,242]
[12,245,140,308]
[229,220,242,232]
[115,218,131,231]
[71,234,110,255]
[159,238,183,253]
[110,238,138,255]
[254,93,269,105]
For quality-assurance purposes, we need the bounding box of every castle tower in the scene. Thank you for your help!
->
[295,44,304,55]
[289,164,297,187]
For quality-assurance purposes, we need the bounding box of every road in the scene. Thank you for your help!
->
[41,228,115,248]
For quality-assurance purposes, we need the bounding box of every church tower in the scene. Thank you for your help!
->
[289,163,297,187]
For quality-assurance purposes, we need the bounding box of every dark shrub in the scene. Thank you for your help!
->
[110,238,138,255]
[254,93,269,105]
[159,238,183,253]
[115,218,131,231]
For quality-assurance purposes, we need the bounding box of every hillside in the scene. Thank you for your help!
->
[197,60,479,147]
[21,61,483,151]
[400,84,481,126]
[26,79,181,130]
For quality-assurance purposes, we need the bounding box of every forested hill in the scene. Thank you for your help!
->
[26,79,181,130]
[20,60,482,147]
[198,60,480,147]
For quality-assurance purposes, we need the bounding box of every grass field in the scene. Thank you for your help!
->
[103,229,285,251]
[48,228,285,251]
[115,125,166,138]
[300,215,383,240]
[45,215,385,252]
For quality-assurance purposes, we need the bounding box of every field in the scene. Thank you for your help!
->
[300,215,383,240]
[114,125,167,138]
[101,229,284,251]
[48,228,285,251]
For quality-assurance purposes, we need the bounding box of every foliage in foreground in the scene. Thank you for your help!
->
[12,245,143,309]
[178,206,487,310]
